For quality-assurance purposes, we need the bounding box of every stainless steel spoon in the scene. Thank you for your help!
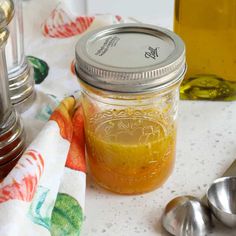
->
[207,176,236,228]
[162,195,212,236]
[162,159,236,236]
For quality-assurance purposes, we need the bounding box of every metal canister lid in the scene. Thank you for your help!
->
[75,23,186,93]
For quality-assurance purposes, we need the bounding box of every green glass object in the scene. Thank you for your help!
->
[180,75,236,101]
[27,56,49,84]
[51,193,83,236]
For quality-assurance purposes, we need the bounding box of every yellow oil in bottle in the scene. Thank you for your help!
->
[175,0,236,100]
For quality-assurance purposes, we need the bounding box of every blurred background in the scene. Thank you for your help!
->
[87,0,174,28]
[23,0,174,30]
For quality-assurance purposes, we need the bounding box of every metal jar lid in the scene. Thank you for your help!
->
[75,23,186,93]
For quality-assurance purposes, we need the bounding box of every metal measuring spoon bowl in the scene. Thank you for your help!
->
[162,195,213,236]
[207,176,236,228]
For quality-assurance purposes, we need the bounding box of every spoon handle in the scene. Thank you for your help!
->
[201,159,236,203]
[222,159,236,177]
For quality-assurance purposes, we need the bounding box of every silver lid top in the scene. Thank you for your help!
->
[75,23,186,93]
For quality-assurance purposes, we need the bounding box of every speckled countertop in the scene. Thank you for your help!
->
[81,101,236,236]
[22,3,236,234]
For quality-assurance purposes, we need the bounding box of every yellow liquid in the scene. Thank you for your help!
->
[174,0,236,81]
[85,110,176,194]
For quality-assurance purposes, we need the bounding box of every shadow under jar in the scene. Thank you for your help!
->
[75,24,186,194]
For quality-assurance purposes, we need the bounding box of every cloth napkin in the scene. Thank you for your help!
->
[0,0,134,235]
[0,97,85,236]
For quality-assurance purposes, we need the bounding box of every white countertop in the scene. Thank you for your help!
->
[81,101,236,236]
[22,1,236,235]
[79,8,236,236]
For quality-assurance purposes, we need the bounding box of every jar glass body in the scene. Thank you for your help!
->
[174,0,236,82]
[80,81,182,194]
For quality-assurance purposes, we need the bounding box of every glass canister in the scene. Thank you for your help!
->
[175,0,236,100]
[5,0,35,111]
[75,24,186,194]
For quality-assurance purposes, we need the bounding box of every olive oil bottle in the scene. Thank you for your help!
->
[174,0,236,100]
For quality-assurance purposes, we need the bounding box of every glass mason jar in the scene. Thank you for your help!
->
[75,24,186,194]
[175,0,236,100]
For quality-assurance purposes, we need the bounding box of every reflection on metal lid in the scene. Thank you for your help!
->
[75,23,186,93]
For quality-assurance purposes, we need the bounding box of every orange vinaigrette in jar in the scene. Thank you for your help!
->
[75,24,186,194]
[85,109,176,194]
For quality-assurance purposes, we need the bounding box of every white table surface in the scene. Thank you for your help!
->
[81,101,236,236]
[22,2,236,235]
[79,12,236,236]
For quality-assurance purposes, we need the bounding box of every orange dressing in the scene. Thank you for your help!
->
[85,109,176,194]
